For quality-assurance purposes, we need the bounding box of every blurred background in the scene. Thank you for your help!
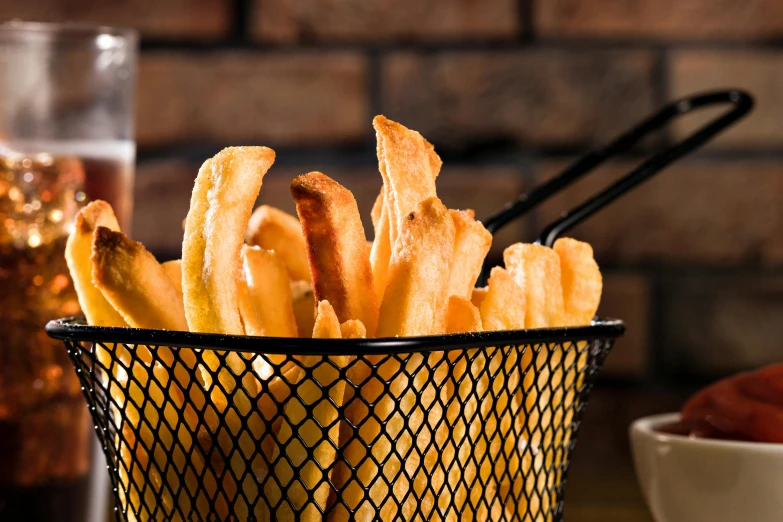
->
[6,1,783,521]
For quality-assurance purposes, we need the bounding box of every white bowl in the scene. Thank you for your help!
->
[630,412,783,522]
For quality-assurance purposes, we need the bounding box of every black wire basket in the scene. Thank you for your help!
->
[46,90,752,521]
[47,319,623,521]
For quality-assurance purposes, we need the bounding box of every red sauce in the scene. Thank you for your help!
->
[662,363,783,444]
[656,420,753,442]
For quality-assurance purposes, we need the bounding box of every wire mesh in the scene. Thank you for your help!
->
[48,318,622,522]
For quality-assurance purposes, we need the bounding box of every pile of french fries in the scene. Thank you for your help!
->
[64,116,602,521]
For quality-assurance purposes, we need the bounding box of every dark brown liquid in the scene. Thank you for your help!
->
[0,150,132,520]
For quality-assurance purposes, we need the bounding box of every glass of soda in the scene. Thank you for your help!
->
[0,21,137,522]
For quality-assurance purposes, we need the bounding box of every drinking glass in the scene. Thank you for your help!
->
[0,21,137,522]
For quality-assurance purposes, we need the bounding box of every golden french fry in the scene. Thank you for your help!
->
[241,245,298,337]
[373,116,439,246]
[88,226,211,518]
[291,172,379,336]
[377,197,456,337]
[480,267,526,332]
[246,205,311,283]
[553,238,602,326]
[370,197,392,302]
[271,301,347,521]
[471,285,488,309]
[371,190,383,232]
[65,201,127,327]
[445,295,483,334]
[161,259,183,306]
[340,319,367,339]
[237,267,263,336]
[504,243,565,328]
[333,197,454,521]
[182,146,275,335]
[312,299,341,339]
[181,147,275,519]
[291,280,316,338]
[447,209,492,300]
[92,227,188,331]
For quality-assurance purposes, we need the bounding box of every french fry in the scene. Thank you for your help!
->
[377,197,456,337]
[370,197,392,302]
[373,116,439,246]
[291,172,379,336]
[445,295,483,334]
[447,209,492,301]
[471,285,489,309]
[89,227,212,518]
[64,202,141,516]
[242,245,298,337]
[380,197,456,519]
[246,205,311,283]
[182,146,275,335]
[181,147,275,519]
[161,259,183,305]
[554,238,602,326]
[65,201,127,328]
[271,301,348,521]
[480,267,526,332]
[92,227,188,332]
[370,131,441,303]
[371,190,383,234]
[504,243,566,329]
[237,268,263,337]
[340,319,367,339]
[291,280,316,338]
[502,244,569,521]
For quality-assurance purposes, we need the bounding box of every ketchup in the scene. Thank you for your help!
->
[660,363,783,444]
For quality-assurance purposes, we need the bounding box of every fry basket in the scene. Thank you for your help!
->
[46,89,752,521]
[47,319,622,521]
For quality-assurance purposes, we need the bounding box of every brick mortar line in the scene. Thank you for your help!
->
[520,0,534,43]
[136,145,783,166]
[233,0,251,43]
[138,38,783,53]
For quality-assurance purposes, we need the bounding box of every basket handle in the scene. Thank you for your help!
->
[481,89,754,247]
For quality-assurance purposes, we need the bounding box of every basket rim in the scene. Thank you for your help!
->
[46,317,624,356]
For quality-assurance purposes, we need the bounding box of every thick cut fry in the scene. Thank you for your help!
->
[246,205,311,283]
[65,200,127,327]
[237,269,263,336]
[182,146,275,335]
[92,227,188,331]
[161,259,183,306]
[89,227,209,517]
[291,280,316,338]
[447,209,492,300]
[446,295,483,334]
[340,319,367,339]
[312,300,341,339]
[373,116,438,246]
[554,238,602,326]
[242,246,298,337]
[480,267,526,332]
[370,198,392,302]
[292,172,379,336]
[504,243,566,329]
[371,190,383,232]
[471,286,489,309]
[377,197,456,337]
[271,301,347,521]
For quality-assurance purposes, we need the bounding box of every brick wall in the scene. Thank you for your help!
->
[13,0,783,382]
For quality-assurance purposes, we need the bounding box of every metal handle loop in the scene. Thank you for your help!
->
[481,89,754,248]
